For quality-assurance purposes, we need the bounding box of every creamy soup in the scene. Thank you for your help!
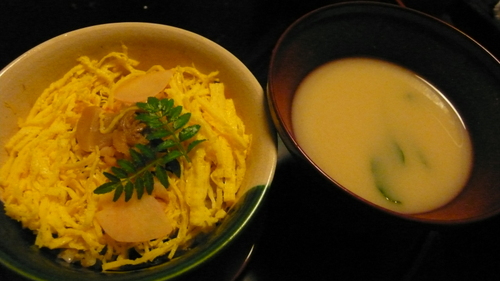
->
[292,57,472,214]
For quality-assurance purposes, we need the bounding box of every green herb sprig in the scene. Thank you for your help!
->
[93,97,205,202]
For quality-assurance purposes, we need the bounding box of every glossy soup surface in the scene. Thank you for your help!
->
[292,58,473,214]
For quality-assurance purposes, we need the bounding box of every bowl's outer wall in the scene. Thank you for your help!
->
[268,2,500,223]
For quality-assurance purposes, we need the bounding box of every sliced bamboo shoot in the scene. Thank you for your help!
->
[95,194,173,243]
[114,70,173,103]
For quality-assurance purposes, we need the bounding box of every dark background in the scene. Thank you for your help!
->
[1,0,500,280]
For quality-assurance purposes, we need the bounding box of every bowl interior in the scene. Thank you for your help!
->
[267,2,500,224]
[0,23,276,280]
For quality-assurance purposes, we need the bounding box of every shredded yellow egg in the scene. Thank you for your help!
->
[0,50,251,271]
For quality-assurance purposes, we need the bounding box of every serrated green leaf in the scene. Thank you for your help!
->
[144,170,154,194]
[130,148,145,167]
[94,182,118,194]
[136,143,155,159]
[135,113,156,123]
[155,165,169,189]
[187,139,206,153]
[135,177,145,199]
[136,114,162,128]
[173,113,191,130]
[111,166,129,179]
[103,172,120,183]
[155,139,177,152]
[159,98,173,114]
[179,125,201,142]
[117,159,135,173]
[168,106,182,121]
[160,150,183,165]
[124,181,134,202]
[113,184,124,202]
[135,101,150,111]
[147,96,159,109]
[150,120,164,129]
[146,129,170,141]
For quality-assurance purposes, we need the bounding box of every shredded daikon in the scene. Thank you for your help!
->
[0,50,251,271]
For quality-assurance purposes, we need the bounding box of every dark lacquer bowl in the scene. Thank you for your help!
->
[0,23,276,280]
[267,2,500,224]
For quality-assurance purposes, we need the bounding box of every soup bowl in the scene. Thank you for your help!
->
[267,2,500,224]
[0,23,277,280]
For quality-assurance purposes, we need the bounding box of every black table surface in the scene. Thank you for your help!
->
[2,0,500,280]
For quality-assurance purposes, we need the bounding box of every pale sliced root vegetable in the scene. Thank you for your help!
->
[76,106,113,152]
[113,70,173,103]
[95,194,173,243]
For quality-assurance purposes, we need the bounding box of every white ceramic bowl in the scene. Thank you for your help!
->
[0,22,276,281]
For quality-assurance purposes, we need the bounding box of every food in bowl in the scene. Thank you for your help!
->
[267,2,500,224]
[291,57,472,214]
[0,48,251,271]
